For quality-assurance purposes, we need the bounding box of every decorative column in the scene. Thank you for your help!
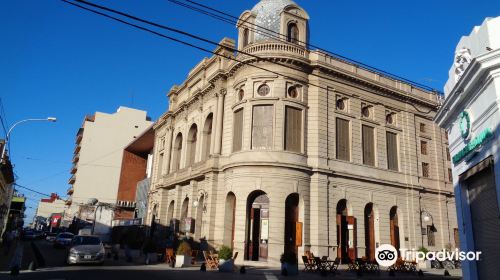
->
[213,89,226,155]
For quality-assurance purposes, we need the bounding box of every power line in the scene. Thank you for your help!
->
[63,0,326,90]
[13,183,52,197]
[64,0,436,114]
[170,0,441,93]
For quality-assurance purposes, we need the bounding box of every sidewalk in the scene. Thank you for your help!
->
[0,240,23,272]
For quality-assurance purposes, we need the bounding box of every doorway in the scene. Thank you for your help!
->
[364,203,375,261]
[284,193,299,257]
[390,206,400,252]
[245,191,269,261]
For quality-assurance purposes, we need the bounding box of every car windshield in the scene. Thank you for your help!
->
[72,236,101,245]
[59,234,74,239]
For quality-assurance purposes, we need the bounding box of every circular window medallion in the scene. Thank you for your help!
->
[238,89,245,101]
[362,106,371,118]
[459,111,471,139]
[336,99,345,111]
[257,84,270,97]
[288,86,298,98]
[386,113,394,125]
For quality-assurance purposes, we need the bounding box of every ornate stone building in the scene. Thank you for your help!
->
[148,0,457,265]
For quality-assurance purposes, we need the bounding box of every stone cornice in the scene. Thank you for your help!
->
[312,62,438,110]
[435,49,500,127]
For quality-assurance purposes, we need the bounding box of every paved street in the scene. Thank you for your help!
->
[0,240,462,280]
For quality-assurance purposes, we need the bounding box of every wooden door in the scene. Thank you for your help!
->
[259,209,268,261]
[347,216,357,260]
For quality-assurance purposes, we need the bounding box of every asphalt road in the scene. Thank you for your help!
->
[0,240,463,280]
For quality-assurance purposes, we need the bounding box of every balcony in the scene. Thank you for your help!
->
[67,186,74,195]
[68,175,76,185]
[70,164,78,174]
[241,41,308,60]
[72,154,79,164]
[74,144,81,154]
[75,128,83,144]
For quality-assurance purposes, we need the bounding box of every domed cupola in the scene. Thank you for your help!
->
[237,0,309,49]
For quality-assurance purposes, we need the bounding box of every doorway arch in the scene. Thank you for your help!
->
[390,206,401,252]
[245,191,269,261]
[195,195,205,239]
[167,200,175,223]
[364,203,375,261]
[181,197,189,222]
[284,193,299,257]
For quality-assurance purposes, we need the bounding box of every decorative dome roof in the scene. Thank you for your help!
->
[251,0,298,42]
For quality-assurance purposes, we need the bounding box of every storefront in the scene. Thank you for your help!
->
[435,16,500,280]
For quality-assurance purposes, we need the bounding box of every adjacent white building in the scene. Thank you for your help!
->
[65,107,153,223]
[435,16,500,280]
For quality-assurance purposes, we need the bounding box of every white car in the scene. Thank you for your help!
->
[67,235,105,265]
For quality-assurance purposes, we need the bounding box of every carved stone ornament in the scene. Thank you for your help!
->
[454,47,472,82]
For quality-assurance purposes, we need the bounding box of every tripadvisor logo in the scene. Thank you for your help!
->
[374,244,482,267]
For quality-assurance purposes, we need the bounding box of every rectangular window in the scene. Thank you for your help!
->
[362,125,375,166]
[336,118,350,161]
[421,141,428,155]
[233,109,244,152]
[446,147,451,161]
[386,132,398,171]
[422,162,430,178]
[420,123,426,133]
[285,106,302,153]
[427,225,436,247]
[252,105,273,150]
[448,168,453,182]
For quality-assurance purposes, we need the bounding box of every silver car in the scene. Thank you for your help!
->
[67,235,105,265]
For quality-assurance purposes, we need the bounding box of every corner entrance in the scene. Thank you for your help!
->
[245,191,269,261]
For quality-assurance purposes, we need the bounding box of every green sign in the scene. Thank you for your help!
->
[459,111,471,139]
[452,128,493,164]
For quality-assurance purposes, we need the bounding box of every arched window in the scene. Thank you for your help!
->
[202,114,213,160]
[172,133,183,172]
[242,28,250,47]
[187,124,198,166]
[287,23,299,44]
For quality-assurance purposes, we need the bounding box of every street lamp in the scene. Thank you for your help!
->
[1,117,57,161]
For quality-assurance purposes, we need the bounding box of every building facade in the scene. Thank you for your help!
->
[115,125,154,221]
[148,0,457,265]
[0,140,14,238]
[435,16,500,280]
[35,193,66,221]
[65,107,153,223]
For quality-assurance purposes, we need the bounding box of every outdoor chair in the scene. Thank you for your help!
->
[302,255,316,272]
[313,257,327,273]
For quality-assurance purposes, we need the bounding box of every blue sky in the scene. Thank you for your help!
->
[0,0,498,223]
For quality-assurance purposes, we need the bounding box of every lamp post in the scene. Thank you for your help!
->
[1,117,57,161]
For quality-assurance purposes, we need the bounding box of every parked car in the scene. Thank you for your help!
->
[67,235,105,265]
[46,232,57,242]
[53,232,74,248]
